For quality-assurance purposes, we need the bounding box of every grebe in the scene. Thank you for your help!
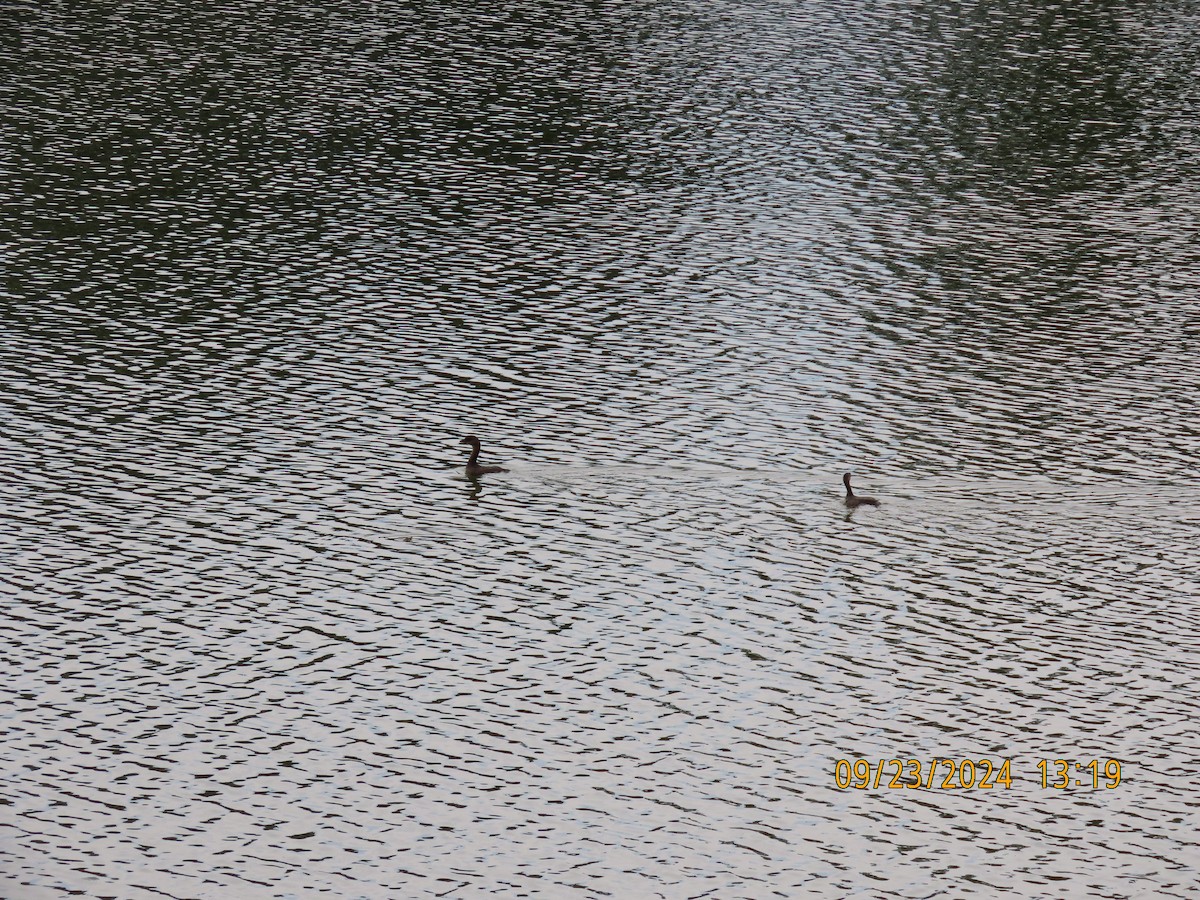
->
[843,473,879,509]
[461,435,507,477]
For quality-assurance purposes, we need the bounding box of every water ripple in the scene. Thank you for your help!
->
[4,0,1200,897]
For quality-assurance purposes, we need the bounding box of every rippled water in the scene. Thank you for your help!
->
[4,1,1200,897]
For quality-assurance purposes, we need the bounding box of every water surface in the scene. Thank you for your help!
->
[3,1,1200,897]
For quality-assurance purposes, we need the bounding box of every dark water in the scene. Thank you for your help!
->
[3,1,1200,897]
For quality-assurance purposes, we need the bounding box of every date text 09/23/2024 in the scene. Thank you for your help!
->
[833,758,1124,790]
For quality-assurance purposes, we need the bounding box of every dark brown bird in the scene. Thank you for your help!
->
[461,435,507,477]
[843,473,879,509]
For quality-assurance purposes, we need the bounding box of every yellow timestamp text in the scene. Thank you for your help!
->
[833,758,1123,790]
[1037,758,1122,789]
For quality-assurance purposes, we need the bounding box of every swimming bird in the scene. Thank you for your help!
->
[461,435,507,477]
[843,473,879,509]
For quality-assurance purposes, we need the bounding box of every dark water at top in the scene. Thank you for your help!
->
[3,1,1199,897]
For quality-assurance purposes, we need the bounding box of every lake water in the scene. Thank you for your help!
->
[3,1,1200,897]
